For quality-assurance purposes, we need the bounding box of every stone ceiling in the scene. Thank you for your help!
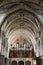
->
[0,0,43,14]
[0,0,43,52]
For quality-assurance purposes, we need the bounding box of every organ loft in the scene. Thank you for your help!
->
[0,0,43,65]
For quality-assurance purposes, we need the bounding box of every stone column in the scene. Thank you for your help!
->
[24,61,25,65]
[38,30,43,56]
[32,59,36,65]
[7,58,10,65]
[35,30,43,57]
[9,59,11,65]
[17,61,18,65]
[35,37,40,57]
[5,38,8,57]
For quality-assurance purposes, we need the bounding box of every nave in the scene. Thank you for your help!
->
[0,0,43,65]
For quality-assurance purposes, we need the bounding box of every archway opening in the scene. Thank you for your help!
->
[25,61,31,65]
[18,61,24,65]
[12,61,17,65]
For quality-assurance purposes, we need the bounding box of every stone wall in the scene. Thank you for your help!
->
[0,55,5,65]
[0,55,10,65]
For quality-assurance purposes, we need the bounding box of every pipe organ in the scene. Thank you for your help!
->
[9,45,34,58]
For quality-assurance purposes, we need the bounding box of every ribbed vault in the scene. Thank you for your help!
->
[0,2,42,55]
[0,1,43,57]
[0,0,43,14]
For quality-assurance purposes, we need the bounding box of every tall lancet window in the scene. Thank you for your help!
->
[16,40,19,48]
[30,44,33,51]
[23,39,26,48]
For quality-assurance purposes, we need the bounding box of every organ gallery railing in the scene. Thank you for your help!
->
[9,47,34,58]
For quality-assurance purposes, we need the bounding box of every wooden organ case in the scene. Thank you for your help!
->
[9,46,34,58]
